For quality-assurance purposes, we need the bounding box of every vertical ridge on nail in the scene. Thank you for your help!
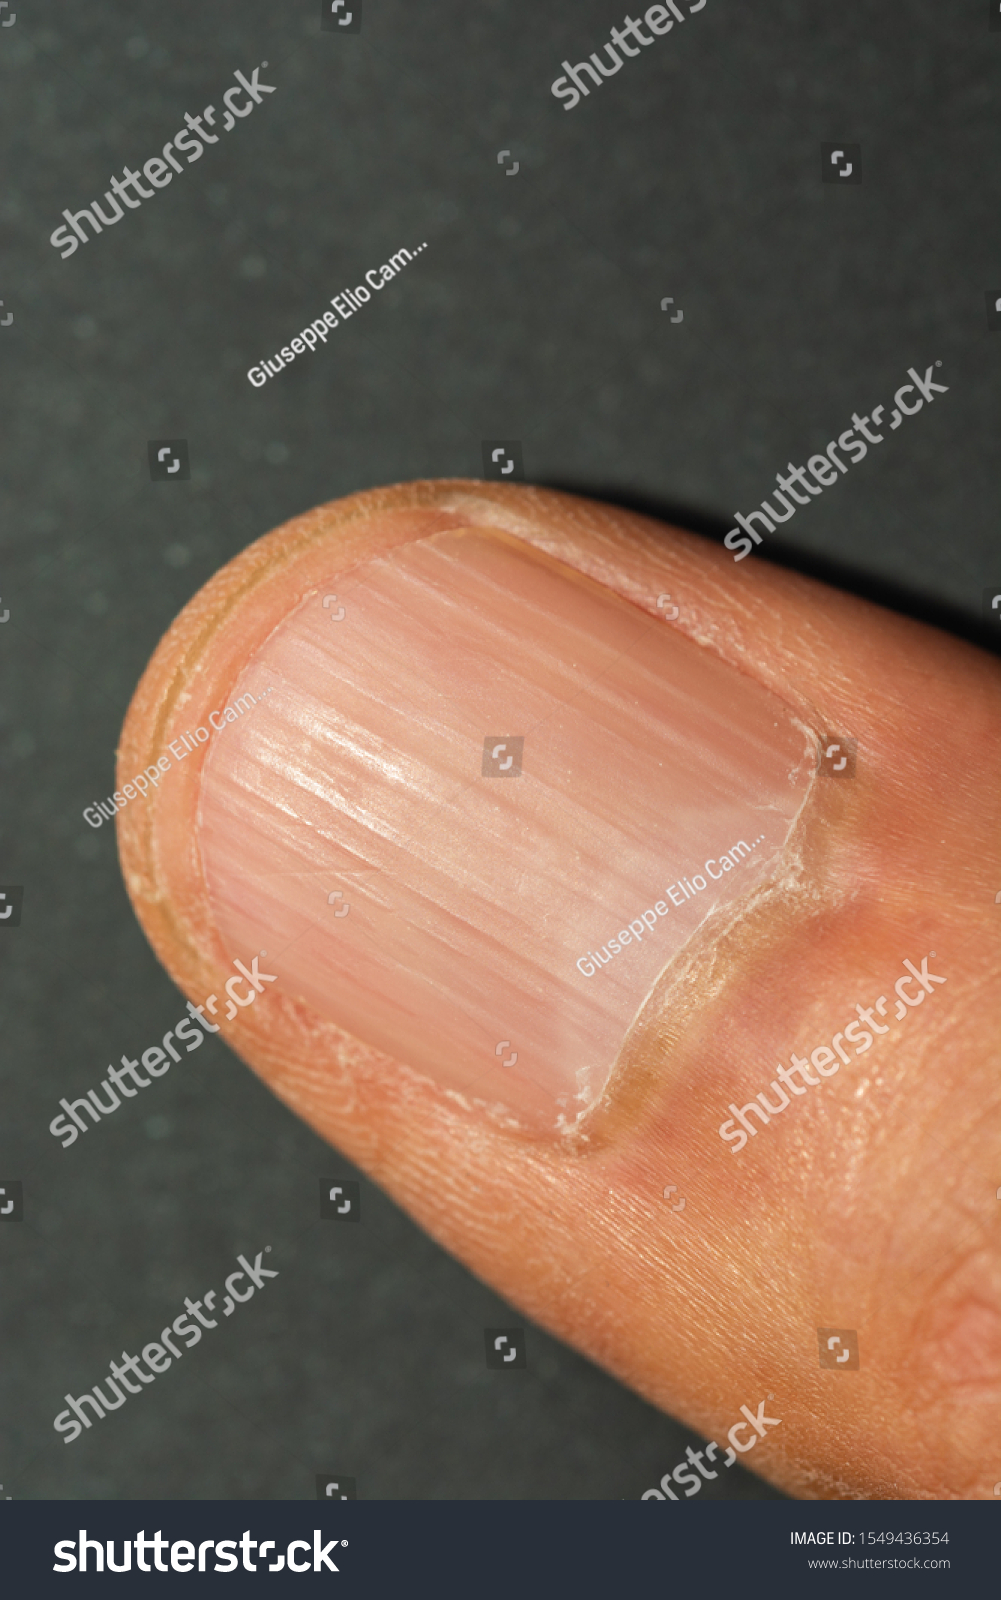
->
[197,527,814,1131]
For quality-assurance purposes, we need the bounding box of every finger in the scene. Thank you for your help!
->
[117,479,1001,1500]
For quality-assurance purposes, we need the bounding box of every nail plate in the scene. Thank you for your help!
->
[196,527,814,1131]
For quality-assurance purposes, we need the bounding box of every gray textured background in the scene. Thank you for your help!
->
[1,0,997,1500]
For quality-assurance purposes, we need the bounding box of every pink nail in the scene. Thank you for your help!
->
[197,528,813,1131]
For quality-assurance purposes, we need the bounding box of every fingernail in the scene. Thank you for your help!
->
[197,528,813,1132]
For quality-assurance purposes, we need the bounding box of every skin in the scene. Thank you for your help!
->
[117,479,1001,1499]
